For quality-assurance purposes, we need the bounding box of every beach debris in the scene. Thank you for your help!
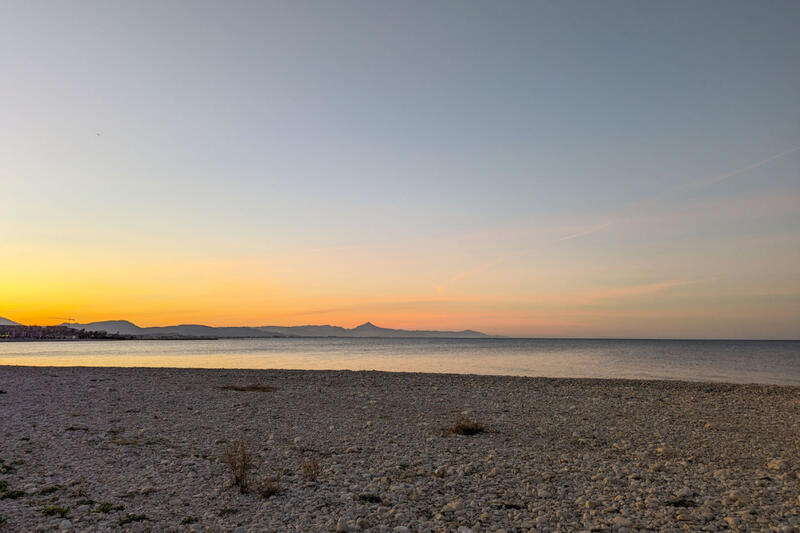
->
[443,416,485,436]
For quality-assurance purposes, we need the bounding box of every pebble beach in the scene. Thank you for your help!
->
[1,366,799,532]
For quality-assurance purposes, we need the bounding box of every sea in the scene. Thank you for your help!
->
[1,337,799,386]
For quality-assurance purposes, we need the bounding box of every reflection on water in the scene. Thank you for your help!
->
[1,338,799,385]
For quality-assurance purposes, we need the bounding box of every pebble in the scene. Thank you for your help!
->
[767,458,788,471]
[442,499,464,512]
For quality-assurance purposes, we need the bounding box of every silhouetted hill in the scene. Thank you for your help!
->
[63,321,285,338]
[259,321,491,338]
[256,324,349,337]
[64,320,142,335]
[1,324,133,340]
[0,316,21,326]
[64,320,492,338]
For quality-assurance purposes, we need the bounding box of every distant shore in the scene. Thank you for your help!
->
[0,337,219,342]
[1,366,798,531]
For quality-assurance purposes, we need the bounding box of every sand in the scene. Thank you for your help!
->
[1,366,799,532]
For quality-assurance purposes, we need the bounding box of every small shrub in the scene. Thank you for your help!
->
[444,416,485,436]
[218,506,237,517]
[358,493,382,504]
[42,506,69,517]
[224,440,253,493]
[0,489,25,500]
[258,475,281,498]
[180,516,198,524]
[40,485,62,495]
[0,460,14,474]
[497,502,523,510]
[218,384,274,392]
[77,498,95,506]
[70,483,88,498]
[95,502,124,513]
[0,480,7,491]
[302,458,319,481]
[118,513,148,525]
[666,498,697,508]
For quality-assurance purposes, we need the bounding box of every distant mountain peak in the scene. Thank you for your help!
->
[354,321,380,329]
[62,319,138,327]
[0,316,21,326]
[60,320,144,335]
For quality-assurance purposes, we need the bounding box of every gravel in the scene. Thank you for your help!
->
[1,366,799,532]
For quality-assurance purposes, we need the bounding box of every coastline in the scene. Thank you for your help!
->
[1,366,798,531]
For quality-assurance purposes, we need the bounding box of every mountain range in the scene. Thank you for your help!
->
[0,316,21,326]
[260,322,490,338]
[52,320,491,339]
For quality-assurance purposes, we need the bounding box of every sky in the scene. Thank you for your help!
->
[1,1,799,338]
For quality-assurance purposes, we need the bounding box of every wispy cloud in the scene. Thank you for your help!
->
[556,143,800,245]
[450,255,511,283]
[441,219,620,291]
[553,220,616,243]
[671,144,800,195]
[568,279,708,305]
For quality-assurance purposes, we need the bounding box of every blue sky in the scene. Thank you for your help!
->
[1,1,799,337]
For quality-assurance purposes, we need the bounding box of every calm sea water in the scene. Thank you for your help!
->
[1,338,799,385]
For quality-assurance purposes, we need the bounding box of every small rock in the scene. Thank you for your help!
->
[767,458,787,471]
[613,516,632,527]
[442,499,464,512]
[699,506,714,520]
[724,516,739,528]
[59,520,72,530]
[656,445,676,457]
[728,489,746,502]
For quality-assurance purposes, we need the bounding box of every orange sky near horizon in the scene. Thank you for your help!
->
[3,215,799,338]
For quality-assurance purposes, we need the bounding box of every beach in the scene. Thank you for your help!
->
[1,366,798,532]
